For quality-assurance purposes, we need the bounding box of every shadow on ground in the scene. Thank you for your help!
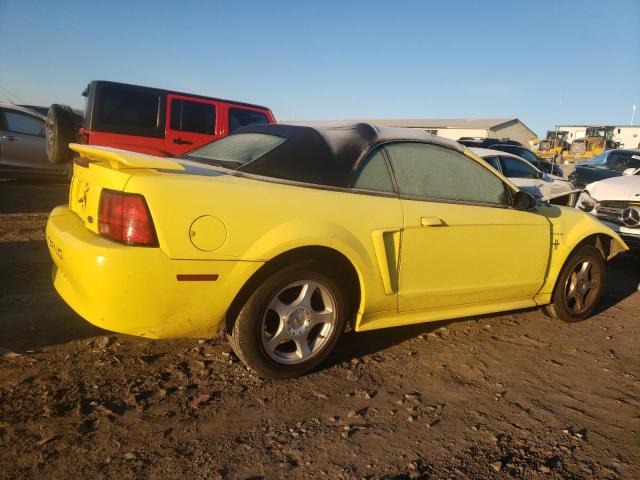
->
[329,252,640,369]
[0,240,104,352]
[598,253,640,312]
[0,177,68,214]
[2,237,638,356]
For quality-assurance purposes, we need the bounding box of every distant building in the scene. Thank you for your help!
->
[614,126,640,149]
[360,118,538,146]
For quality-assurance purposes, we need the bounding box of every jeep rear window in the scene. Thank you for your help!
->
[98,87,160,128]
[170,99,215,135]
[181,133,286,169]
[229,108,269,133]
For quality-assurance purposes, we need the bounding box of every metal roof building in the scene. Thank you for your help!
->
[357,118,538,146]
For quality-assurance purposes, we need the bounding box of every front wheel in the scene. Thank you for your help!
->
[542,245,605,322]
[229,260,347,378]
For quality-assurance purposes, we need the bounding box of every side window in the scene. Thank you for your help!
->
[170,99,216,135]
[499,156,537,178]
[2,111,44,136]
[482,156,501,171]
[351,148,394,193]
[385,142,508,205]
[229,108,269,133]
[98,86,161,128]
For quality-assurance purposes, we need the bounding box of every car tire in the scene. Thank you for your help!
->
[46,104,78,164]
[229,260,348,378]
[541,245,605,323]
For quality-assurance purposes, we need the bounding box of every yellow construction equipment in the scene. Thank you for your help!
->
[564,126,617,163]
[537,130,569,163]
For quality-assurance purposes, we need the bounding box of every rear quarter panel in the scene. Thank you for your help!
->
[124,173,403,316]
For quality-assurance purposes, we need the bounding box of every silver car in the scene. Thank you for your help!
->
[471,147,580,206]
[0,104,67,178]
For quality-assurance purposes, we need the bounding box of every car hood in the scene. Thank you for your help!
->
[511,176,576,200]
[585,174,640,201]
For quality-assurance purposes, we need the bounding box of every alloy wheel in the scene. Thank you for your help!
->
[260,280,337,365]
[563,259,602,315]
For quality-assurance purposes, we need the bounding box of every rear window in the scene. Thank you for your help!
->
[229,108,269,133]
[170,99,215,135]
[181,132,286,169]
[495,145,539,164]
[98,86,160,128]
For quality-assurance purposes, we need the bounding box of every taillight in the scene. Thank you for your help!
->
[79,129,89,144]
[98,190,158,246]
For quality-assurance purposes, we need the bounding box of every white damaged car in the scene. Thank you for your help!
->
[576,167,640,250]
[471,148,580,206]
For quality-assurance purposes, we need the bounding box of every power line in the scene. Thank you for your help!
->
[0,84,26,104]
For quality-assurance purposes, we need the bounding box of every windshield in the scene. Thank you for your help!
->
[546,131,567,140]
[607,151,640,172]
[586,127,614,139]
[580,151,610,167]
[180,133,287,169]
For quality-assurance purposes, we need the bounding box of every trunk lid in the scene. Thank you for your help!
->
[67,144,185,233]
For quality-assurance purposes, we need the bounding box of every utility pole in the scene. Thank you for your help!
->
[551,90,563,142]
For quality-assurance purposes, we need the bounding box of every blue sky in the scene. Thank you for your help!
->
[1,0,639,136]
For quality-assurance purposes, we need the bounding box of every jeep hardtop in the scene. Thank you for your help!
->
[46,80,276,164]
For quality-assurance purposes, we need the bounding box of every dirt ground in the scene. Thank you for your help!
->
[0,178,639,480]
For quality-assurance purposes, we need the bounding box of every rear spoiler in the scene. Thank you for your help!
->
[69,144,185,171]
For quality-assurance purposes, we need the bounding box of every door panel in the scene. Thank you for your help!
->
[399,199,550,312]
[0,130,45,167]
[0,109,62,172]
[165,95,223,156]
[381,141,551,313]
[88,131,169,157]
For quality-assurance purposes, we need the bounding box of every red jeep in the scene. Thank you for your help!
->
[46,80,276,164]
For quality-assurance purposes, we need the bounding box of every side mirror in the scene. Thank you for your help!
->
[513,190,536,210]
[623,167,639,176]
[534,171,544,179]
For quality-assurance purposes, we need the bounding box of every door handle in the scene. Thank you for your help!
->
[172,138,193,145]
[420,217,446,227]
[1,135,19,142]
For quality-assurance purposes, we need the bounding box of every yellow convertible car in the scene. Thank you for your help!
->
[46,123,627,377]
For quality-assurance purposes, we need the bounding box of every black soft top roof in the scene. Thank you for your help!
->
[235,122,464,188]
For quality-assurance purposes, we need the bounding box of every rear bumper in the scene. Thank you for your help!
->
[46,206,263,338]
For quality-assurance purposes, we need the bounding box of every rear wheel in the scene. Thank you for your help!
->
[542,245,605,322]
[229,260,347,378]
